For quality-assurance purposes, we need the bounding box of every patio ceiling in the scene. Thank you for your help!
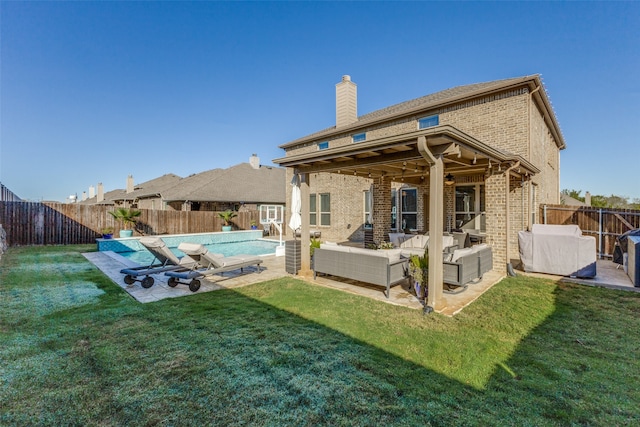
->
[274,125,539,184]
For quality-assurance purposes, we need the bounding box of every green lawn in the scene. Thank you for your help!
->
[1,245,639,426]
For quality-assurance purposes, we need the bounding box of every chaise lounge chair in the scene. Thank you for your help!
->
[120,237,196,289]
[164,242,263,292]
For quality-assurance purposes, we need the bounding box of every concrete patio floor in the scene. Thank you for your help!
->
[84,250,637,315]
[518,259,638,293]
[84,248,505,316]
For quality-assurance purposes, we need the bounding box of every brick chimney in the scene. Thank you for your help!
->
[89,185,95,199]
[97,183,104,203]
[336,75,357,128]
[126,175,134,194]
[249,153,260,169]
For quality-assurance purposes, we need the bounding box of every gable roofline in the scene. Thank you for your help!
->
[161,163,286,203]
[279,74,565,150]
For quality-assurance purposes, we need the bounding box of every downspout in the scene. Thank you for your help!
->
[505,161,520,277]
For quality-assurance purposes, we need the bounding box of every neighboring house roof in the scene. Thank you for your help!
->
[78,173,182,205]
[78,189,120,205]
[560,193,587,206]
[280,74,565,150]
[127,174,183,199]
[161,163,286,204]
[159,168,226,202]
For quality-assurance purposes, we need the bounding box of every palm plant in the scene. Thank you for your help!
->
[218,210,237,226]
[108,208,141,230]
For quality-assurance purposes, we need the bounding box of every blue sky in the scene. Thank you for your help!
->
[1,1,638,202]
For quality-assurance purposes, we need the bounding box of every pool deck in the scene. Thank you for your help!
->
[84,251,288,304]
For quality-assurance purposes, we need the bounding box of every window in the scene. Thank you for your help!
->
[401,188,417,231]
[390,189,397,230]
[310,194,317,226]
[352,132,366,143]
[454,184,485,232]
[317,141,329,150]
[319,193,331,226]
[364,190,372,228]
[418,115,439,129]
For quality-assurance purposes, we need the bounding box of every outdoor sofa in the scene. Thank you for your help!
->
[443,244,493,291]
[395,233,456,257]
[313,243,409,298]
[518,224,596,278]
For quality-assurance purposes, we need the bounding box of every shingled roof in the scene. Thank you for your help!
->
[127,174,182,199]
[161,163,285,204]
[78,173,182,205]
[280,74,564,149]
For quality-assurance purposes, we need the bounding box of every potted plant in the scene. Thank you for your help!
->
[101,227,114,239]
[108,208,141,238]
[218,210,237,232]
[408,250,429,303]
[250,220,258,230]
[310,237,321,269]
[377,241,395,250]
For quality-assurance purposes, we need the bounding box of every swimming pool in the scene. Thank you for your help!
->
[97,231,281,265]
[119,239,280,265]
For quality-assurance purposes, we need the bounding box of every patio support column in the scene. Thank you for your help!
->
[417,136,446,311]
[298,172,312,277]
[372,176,391,245]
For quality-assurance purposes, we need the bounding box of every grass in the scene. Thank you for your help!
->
[1,245,640,426]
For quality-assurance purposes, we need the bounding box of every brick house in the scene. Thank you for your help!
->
[153,155,285,212]
[274,75,565,310]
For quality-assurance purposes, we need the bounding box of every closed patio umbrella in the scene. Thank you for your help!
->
[288,174,302,234]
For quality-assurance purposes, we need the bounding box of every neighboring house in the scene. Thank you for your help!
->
[274,74,565,310]
[560,192,591,207]
[136,155,286,212]
[79,174,183,208]
[78,155,285,212]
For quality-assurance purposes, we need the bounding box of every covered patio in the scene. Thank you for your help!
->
[275,124,538,312]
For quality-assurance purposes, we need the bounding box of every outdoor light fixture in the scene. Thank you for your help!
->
[444,173,455,185]
[473,153,477,164]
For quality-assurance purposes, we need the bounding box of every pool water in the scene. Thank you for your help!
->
[119,239,280,265]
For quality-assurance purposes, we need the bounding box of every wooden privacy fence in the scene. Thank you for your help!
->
[541,204,640,258]
[0,202,274,247]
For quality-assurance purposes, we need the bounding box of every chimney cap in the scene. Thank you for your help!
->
[342,75,351,82]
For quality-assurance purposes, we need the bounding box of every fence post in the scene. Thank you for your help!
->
[598,208,603,259]
[543,204,547,224]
